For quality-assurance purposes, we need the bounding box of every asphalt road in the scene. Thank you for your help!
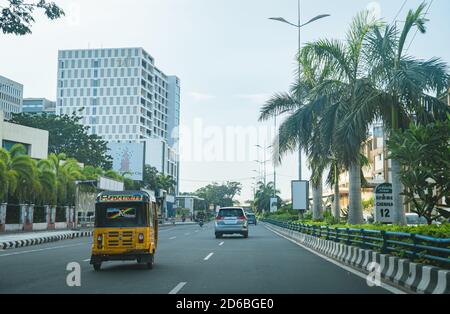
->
[0,223,390,294]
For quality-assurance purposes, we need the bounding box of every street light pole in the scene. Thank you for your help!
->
[269,3,330,181]
[273,115,277,198]
[255,144,272,186]
[297,0,302,181]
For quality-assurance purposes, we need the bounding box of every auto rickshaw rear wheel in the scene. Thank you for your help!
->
[146,254,154,269]
[93,263,102,271]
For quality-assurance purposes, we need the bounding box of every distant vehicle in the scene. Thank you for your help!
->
[215,207,248,239]
[405,213,428,226]
[175,196,208,221]
[245,211,257,225]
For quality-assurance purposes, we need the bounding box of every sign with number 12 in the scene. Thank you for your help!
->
[374,183,394,223]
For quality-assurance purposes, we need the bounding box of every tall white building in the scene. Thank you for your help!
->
[56,47,180,188]
[0,74,23,120]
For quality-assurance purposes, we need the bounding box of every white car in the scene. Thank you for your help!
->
[405,213,428,226]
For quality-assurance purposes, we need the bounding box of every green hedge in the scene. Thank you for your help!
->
[263,211,450,238]
[291,220,450,239]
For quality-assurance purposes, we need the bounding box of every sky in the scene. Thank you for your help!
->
[0,0,449,203]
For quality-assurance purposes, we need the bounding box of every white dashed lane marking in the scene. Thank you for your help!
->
[169,282,187,294]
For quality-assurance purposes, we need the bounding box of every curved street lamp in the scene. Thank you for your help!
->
[269,2,330,181]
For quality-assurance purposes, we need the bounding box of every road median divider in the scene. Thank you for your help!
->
[0,222,199,250]
[0,231,93,250]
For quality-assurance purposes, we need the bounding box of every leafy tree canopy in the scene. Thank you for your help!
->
[194,182,242,208]
[388,116,450,224]
[0,0,64,35]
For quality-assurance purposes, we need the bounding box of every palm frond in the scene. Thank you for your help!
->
[259,93,299,121]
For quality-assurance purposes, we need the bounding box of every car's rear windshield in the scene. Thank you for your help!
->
[218,208,244,217]
[95,202,147,227]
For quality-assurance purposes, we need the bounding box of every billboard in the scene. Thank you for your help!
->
[108,142,145,181]
[270,197,278,213]
[292,180,309,211]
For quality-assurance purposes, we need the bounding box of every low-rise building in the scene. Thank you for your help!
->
[0,110,49,159]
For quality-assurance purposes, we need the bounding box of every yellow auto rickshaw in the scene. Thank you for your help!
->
[90,191,159,271]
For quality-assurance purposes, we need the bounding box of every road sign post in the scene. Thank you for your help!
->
[374,183,394,223]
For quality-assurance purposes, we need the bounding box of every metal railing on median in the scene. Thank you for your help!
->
[263,218,450,269]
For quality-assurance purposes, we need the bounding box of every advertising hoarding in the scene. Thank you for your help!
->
[270,197,278,213]
[292,180,309,211]
[108,142,144,181]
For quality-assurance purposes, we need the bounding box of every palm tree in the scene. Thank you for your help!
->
[49,153,83,206]
[0,150,11,202]
[324,152,346,221]
[353,3,450,224]
[0,148,18,203]
[309,149,326,220]
[260,48,333,221]
[82,165,105,180]
[302,11,380,224]
[254,181,280,213]
[35,159,57,205]
[1,145,37,204]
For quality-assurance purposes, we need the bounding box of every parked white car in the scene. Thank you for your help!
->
[405,213,428,226]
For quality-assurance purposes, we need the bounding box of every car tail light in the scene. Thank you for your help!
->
[97,234,103,248]
[138,233,144,243]
[239,215,247,220]
[216,216,223,220]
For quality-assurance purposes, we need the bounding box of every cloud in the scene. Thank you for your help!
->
[235,93,272,104]
[188,92,216,102]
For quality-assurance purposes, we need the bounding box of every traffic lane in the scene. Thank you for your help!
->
[74,223,219,293]
[0,224,206,293]
[181,223,390,294]
[0,237,92,293]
